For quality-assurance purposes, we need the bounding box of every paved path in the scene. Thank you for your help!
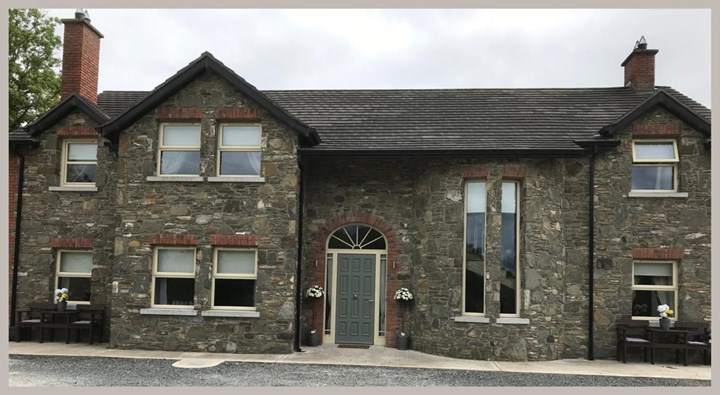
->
[8,341,712,385]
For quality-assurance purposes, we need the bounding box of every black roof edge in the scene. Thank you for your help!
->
[573,138,621,153]
[25,94,110,137]
[99,52,321,146]
[599,90,711,137]
[298,148,587,158]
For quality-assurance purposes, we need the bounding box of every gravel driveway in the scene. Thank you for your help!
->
[8,355,710,387]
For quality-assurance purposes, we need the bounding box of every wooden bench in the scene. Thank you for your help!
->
[616,318,653,363]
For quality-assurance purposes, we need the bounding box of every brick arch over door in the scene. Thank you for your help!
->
[307,209,403,347]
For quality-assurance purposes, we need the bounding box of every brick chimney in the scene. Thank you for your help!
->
[621,36,658,90]
[60,9,103,103]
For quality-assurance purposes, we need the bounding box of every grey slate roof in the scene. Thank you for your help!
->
[87,85,715,153]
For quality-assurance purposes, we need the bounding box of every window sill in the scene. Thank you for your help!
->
[139,308,198,316]
[146,176,204,182]
[496,317,530,325]
[201,310,260,318]
[49,186,98,192]
[453,316,490,324]
[207,176,265,183]
[628,191,688,198]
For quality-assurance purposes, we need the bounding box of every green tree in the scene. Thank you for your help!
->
[9,8,61,131]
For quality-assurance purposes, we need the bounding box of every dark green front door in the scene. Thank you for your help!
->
[335,254,375,345]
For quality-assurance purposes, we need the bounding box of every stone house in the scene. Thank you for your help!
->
[8,12,711,361]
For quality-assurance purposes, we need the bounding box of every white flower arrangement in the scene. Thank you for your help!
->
[54,288,69,303]
[394,287,413,302]
[657,304,674,318]
[306,285,325,299]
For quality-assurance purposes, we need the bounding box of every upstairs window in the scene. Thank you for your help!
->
[158,124,201,175]
[217,124,261,176]
[631,140,679,191]
[62,140,97,186]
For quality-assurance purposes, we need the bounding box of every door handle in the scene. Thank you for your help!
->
[368,300,374,302]
[353,294,358,299]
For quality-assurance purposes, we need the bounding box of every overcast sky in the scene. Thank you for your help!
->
[42,8,711,108]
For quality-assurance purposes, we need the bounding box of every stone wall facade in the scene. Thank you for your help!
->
[14,109,116,326]
[11,77,710,360]
[303,157,578,361]
[591,107,711,359]
[109,70,300,353]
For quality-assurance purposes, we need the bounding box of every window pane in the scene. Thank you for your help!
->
[635,142,676,160]
[500,182,517,315]
[634,262,673,286]
[325,254,333,333]
[154,277,194,305]
[465,181,486,314]
[58,277,91,302]
[217,250,255,275]
[163,125,200,146]
[222,126,261,146]
[379,255,386,336]
[631,290,675,317]
[160,151,200,175]
[67,143,97,161]
[157,249,194,273]
[631,166,673,190]
[60,252,93,273]
[467,182,486,213]
[66,164,97,183]
[214,279,255,307]
[220,151,261,176]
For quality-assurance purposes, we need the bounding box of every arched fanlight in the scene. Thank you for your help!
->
[328,225,386,250]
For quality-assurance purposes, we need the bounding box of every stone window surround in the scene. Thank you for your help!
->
[142,234,262,315]
[461,166,525,319]
[150,107,267,183]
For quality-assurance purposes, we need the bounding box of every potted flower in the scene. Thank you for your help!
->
[394,287,413,350]
[306,285,325,299]
[306,285,324,346]
[54,288,69,311]
[657,304,673,330]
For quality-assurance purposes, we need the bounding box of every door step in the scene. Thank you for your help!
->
[337,344,370,349]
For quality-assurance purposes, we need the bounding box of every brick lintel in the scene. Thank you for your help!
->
[51,238,94,249]
[210,234,260,247]
[632,248,683,260]
[149,234,198,246]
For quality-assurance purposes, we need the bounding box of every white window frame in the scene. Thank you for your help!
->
[631,260,678,320]
[151,247,196,308]
[499,181,521,318]
[211,248,258,310]
[61,139,97,187]
[157,123,201,176]
[55,250,93,305]
[631,139,679,192]
[216,123,262,177]
[462,180,487,316]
